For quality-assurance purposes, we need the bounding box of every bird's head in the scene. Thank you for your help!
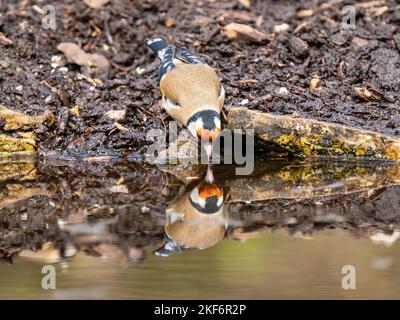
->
[187,110,221,160]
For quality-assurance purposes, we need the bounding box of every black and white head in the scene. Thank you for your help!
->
[187,110,222,159]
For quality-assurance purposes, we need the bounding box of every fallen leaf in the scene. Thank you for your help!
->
[0,33,13,46]
[223,23,269,43]
[57,42,109,79]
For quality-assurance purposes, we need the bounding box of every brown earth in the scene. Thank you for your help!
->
[1,0,399,158]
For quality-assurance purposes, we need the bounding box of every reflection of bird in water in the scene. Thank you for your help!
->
[155,172,228,257]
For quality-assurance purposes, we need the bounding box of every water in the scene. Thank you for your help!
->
[1,158,400,299]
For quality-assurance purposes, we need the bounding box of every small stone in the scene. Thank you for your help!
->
[288,36,309,57]
[108,184,128,193]
[136,66,146,75]
[238,0,251,9]
[0,60,11,69]
[285,217,298,225]
[105,109,126,121]
[84,0,110,9]
[0,32,13,46]
[70,106,80,117]
[277,87,289,96]
[51,55,64,68]
[140,206,150,213]
[297,9,314,18]
[240,98,249,105]
[309,77,320,89]
[15,85,23,92]
[273,23,289,33]
[352,37,369,47]
[165,18,175,28]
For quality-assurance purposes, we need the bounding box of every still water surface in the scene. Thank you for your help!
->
[0,159,399,299]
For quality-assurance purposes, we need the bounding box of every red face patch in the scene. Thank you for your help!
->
[196,128,221,142]
[196,183,223,200]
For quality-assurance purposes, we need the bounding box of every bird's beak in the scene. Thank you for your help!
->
[197,128,221,161]
[204,143,213,160]
[205,166,214,183]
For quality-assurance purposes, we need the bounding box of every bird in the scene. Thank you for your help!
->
[146,37,225,160]
[154,178,227,257]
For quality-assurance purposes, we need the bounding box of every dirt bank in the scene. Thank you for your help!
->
[1,0,399,157]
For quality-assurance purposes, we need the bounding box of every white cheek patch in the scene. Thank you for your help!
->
[214,116,221,130]
[217,196,223,207]
[190,188,206,208]
[187,117,204,138]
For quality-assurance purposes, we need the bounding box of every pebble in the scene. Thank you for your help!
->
[0,60,11,69]
[51,55,63,68]
[309,77,320,89]
[136,66,146,75]
[105,109,126,121]
[240,98,249,105]
[277,87,289,96]
[140,206,150,213]
[288,36,309,57]
[45,95,52,103]
[273,23,289,33]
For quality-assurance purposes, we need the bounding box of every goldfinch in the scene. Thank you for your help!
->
[154,179,227,257]
[146,37,225,160]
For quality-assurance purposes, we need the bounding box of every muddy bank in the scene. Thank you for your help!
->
[1,0,399,157]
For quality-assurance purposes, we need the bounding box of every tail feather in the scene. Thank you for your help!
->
[146,37,169,60]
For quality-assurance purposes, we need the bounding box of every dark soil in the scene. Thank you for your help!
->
[1,0,399,157]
